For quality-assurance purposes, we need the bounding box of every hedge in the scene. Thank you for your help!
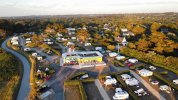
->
[120,47,178,74]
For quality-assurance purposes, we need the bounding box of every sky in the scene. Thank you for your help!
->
[0,0,178,17]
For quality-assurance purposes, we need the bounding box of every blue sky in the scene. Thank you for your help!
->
[0,0,178,17]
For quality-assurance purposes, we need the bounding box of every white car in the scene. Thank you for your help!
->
[104,76,117,86]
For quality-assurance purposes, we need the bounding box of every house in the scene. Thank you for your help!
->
[24,47,31,52]
[128,58,138,63]
[104,76,117,86]
[37,56,43,61]
[121,28,128,33]
[11,36,19,45]
[71,37,76,40]
[121,74,131,80]
[61,38,68,41]
[46,41,54,45]
[113,88,129,100]
[26,38,31,41]
[56,37,61,40]
[173,79,178,85]
[66,28,75,35]
[57,33,63,37]
[32,52,38,57]
[122,37,128,46]
[12,41,19,45]
[25,40,32,44]
[67,42,75,46]
[62,51,104,67]
[160,85,170,91]
[95,47,103,51]
[84,43,91,46]
[109,52,117,57]
[116,55,125,60]
[138,69,153,77]
[134,88,147,96]
[125,78,139,86]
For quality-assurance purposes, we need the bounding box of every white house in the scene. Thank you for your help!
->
[12,41,19,45]
[121,74,132,80]
[122,37,128,46]
[173,79,178,85]
[128,58,138,63]
[95,47,103,51]
[116,55,125,60]
[46,42,54,45]
[84,43,91,46]
[26,38,31,41]
[138,69,153,77]
[32,52,38,57]
[134,88,147,96]
[104,76,117,86]
[121,28,128,33]
[25,40,32,44]
[125,78,139,86]
[37,56,43,61]
[109,52,117,57]
[71,37,76,40]
[67,42,75,46]
[113,88,129,100]
[160,85,170,91]
[24,47,31,51]
[57,33,63,37]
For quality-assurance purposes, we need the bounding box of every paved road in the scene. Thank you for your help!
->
[130,70,166,100]
[95,79,110,100]
[1,38,30,100]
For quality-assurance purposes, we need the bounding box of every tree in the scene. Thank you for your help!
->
[132,25,145,35]
[136,38,151,51]
[107,45,115,51]
[76,29,89,43]
[151,22,161,32]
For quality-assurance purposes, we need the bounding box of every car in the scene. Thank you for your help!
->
[151,81,159,85]
[127,63,134,67]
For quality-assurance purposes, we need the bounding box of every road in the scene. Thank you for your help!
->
[95,79,111,100]
[1,38,30,100]
[130,70,166,100]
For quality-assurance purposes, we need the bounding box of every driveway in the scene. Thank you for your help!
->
[1,38,30,100]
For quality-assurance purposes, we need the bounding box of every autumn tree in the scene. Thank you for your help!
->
[76,29,89,43]
[132,25,145,35]
[150,22,161,32]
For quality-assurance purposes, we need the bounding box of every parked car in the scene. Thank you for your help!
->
[127,63,134,67]
[149,66,156,70]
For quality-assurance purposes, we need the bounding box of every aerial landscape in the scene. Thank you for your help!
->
[0,0,178,100]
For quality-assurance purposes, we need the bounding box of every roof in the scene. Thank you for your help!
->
[138,69,153,74]
[121,74,131,79]
[125,78,139,86]
[62,51,103,58]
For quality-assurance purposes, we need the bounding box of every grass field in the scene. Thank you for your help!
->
[65,86,82,100]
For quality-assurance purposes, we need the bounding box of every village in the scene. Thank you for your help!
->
[7,23,178,100]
